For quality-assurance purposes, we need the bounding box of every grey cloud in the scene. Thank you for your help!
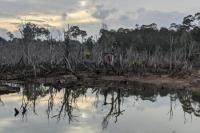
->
[118,8,186,28]
[26,19,46,23]
[92,5,118,20]
[135,8,186,27]
[119,11,135,22]
[0,0,79,17]
[61,12,68,21]
[119,15,130,21]
[0,0,197,38]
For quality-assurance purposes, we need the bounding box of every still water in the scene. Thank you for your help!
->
[0,82,200,133]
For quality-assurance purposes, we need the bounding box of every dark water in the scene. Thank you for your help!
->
[0,82,200,133]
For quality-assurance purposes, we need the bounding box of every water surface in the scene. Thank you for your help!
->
[0,82,200,133]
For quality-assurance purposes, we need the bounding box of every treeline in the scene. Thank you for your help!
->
[1,13,200,78]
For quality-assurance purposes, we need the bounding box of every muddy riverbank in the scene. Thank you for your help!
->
[1,70,200,94]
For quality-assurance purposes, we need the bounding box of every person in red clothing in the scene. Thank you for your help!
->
[103,53,114,66]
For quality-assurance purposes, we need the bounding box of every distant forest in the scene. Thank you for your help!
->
[0,13,200,78]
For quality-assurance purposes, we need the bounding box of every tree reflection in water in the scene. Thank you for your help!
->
[0,96,4,106]
[9,82,200,129]
[99,88,125,129]
[51,87,87,123]
[168,93,178,120]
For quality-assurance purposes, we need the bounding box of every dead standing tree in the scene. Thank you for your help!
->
[63,25,88,80]
[63,26,80,79]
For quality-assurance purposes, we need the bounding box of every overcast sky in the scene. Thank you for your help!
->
[0,0,200,39]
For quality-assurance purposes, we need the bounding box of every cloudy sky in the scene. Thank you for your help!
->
[0,0,200,39]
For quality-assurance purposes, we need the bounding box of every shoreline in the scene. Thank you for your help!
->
[1,71,200,94]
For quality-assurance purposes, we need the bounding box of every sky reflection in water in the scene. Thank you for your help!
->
[0,83,200,133]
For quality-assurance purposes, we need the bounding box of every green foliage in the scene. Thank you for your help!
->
[191,27,200,42]
[83,36,95,50]
[98,13,200,55]
[20,22,50,42]
[65,25,87,40]
[7,32,14,41]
